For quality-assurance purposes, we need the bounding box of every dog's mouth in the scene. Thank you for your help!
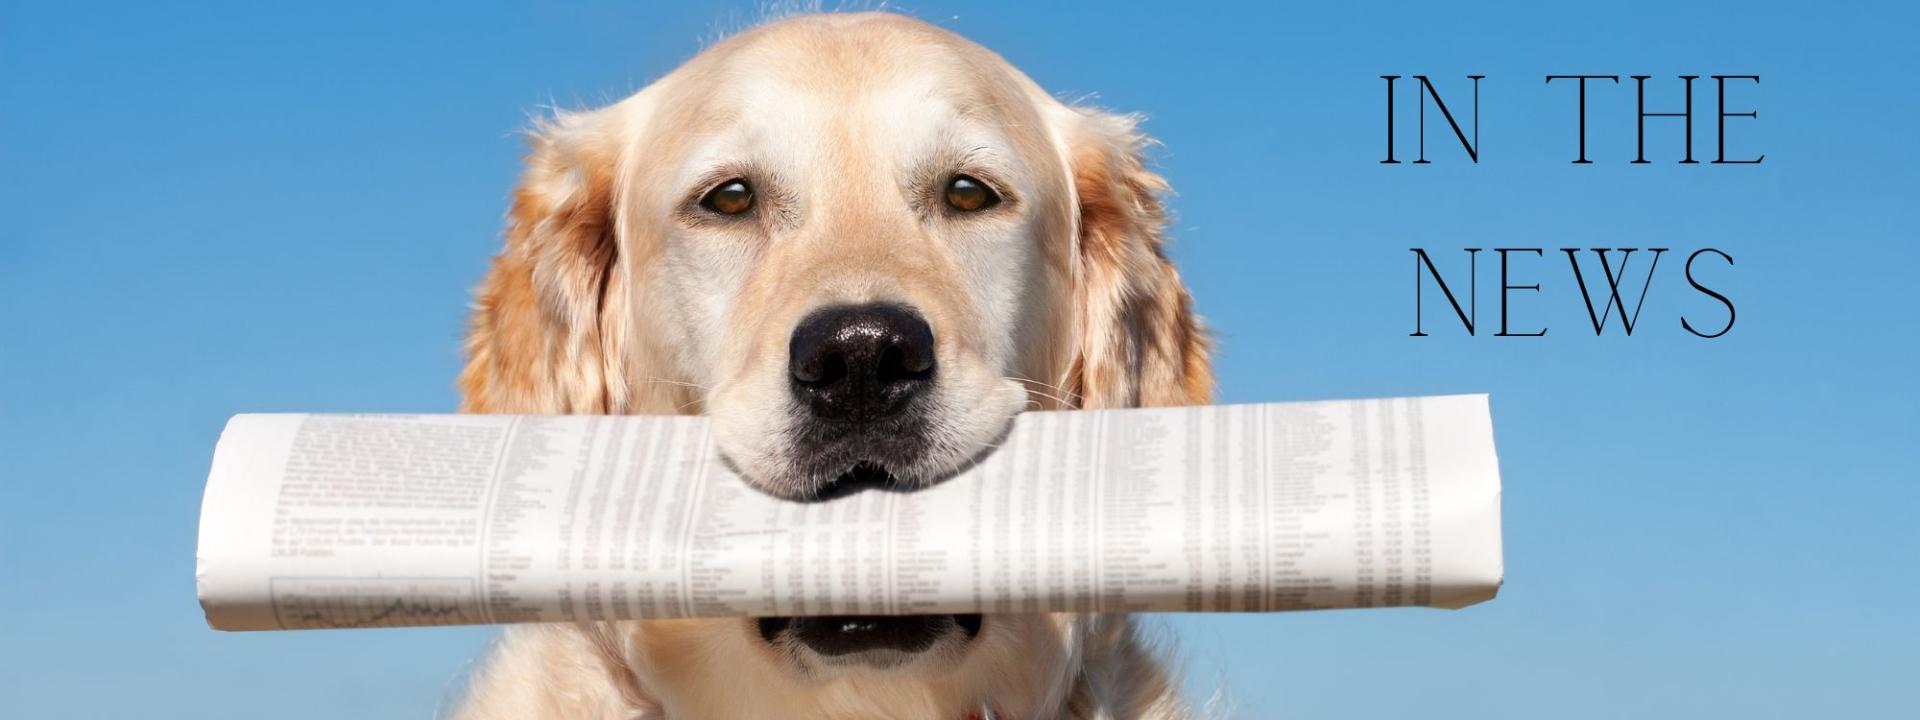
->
[758,462,985,669]
[809,461,911,500]
[785,407,939,495]
[758,613,983,669]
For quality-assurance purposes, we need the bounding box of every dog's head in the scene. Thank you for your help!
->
[460,11,1209,710]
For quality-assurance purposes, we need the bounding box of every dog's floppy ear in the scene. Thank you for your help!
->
[1060,109,1214,409]
[459,110,631,414]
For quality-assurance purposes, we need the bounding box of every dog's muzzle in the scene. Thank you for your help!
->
[784,303,941,493]
[765,304,984,662]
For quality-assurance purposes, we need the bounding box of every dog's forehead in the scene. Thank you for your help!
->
[744,72,977,158]
[676,16,1038,169]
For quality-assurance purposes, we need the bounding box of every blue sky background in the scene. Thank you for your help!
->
[3,1,1915,717]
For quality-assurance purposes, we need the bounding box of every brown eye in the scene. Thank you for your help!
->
[701,179,754,215]
[944,175,999,212]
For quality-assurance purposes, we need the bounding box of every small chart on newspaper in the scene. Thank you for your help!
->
[269,577,479,629]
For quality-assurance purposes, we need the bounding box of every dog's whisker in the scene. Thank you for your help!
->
[1006,380,1077,398]
[1007,376,1080,409]
[1004,374,1081,402]
[1022,391,1075,410]
[629,377,713,391]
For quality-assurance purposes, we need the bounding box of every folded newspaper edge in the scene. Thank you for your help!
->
[197,395,1503,631]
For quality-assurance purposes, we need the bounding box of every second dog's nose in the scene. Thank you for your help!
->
[789,304,935,422]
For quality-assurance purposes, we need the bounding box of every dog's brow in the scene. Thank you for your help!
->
[954,100,1009,122]
[923,140,1010,177]
[899,140,1016,211]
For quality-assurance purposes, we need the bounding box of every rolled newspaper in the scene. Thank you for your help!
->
[196,395,1503,631]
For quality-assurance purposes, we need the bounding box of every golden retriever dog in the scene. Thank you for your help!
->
[453,12,1211,720]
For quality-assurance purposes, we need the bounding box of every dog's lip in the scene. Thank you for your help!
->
[759,613,984,657]
[786,399,935,475]
[810,461,906,500]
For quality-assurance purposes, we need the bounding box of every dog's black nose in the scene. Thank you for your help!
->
[789,304,935,422]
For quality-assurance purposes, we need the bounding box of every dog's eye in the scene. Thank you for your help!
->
[700,179,755,215]
[943,175,999,212]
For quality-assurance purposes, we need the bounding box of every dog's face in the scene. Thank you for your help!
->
[650,19,1078,499]
[461,12,1210,715]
